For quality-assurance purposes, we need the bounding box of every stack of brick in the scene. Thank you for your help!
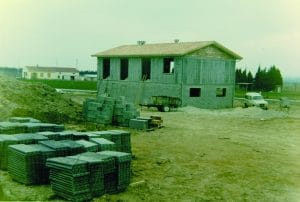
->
[91,130,131,153]
[129,118,149,130]
[7,144,56,185]
[83,95,140,126]
[129,116,163,130]
[0,122,27,134]
[113,97,140,127]
[38,140,85,157]
[68,152,115,197]
[46,151,122,200]
[90,138,116,151]
[83,97,114,125]
[46,157,92,201]
[0,121,64,134]
[98,151,132,192]
[0,134,48,170]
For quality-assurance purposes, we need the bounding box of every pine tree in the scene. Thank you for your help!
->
[247,71,253,83]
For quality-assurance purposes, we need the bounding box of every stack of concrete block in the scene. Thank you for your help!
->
[0,134,48,170]
[129,116,163,130]
[113,97,140,127]
[0,122,27,134]
[90,138,116,151]
[0,121,64,134]
[46,157,92,201]
[75,140,98,152]
[83,96,140,126]
[38,140,84,157]
[91,130,131,153]
[129,119,149,130]
[98,151,132,192]
[109,130,132,153]
[68,152,115,197]
[83,97,114,125]
[46,152,119,200]
[7,144,56,185]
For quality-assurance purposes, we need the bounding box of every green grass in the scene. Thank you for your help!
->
[19,79,97,90]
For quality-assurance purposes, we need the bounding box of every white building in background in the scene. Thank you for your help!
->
[80,74,97,81]
[23,66,80,80]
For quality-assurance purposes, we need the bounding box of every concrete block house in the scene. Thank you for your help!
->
[92,41,242,109]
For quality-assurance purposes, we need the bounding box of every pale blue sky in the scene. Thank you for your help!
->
[0,0,299,78]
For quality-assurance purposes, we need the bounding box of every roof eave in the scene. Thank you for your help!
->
[91,53,184,58]
[184,41,243,60]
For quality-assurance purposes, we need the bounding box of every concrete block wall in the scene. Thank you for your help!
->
[97,81,182,106]
[96,45,237,109]
[182,84,234,109]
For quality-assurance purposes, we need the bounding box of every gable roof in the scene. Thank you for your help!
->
[25,66,79,73]
[92,41,242,60]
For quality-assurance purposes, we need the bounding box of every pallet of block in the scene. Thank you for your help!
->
[129,116,163,131]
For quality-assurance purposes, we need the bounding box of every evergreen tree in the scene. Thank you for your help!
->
[254,65,283,91]
[235,68,242,83]
[247,71,253,83]
[241,69,247,82]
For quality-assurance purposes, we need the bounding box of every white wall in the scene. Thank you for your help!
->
[23,68,79,80]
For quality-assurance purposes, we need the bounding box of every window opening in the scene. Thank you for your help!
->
[190,88,201,97]
[103,58,110,79]
[141,58,151,80]
[163,58,174,73]
[120,58,129,80]
[216,88,226,97]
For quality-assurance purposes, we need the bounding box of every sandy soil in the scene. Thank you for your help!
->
[1,101,300,201]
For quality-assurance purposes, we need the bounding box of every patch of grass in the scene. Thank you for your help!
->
[19,79,97,90]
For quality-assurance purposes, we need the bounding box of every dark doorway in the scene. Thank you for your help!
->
[141,58,151,80]
[120,58,129,80]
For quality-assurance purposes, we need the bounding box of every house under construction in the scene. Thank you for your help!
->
[92,40,242,109]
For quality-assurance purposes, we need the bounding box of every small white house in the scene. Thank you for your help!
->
[23,66,80,80]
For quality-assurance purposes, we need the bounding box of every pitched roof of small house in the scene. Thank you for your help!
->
[25,66,79,73]
[92,41,242,59]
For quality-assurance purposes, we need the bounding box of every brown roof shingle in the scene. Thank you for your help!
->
[92,41,242,59]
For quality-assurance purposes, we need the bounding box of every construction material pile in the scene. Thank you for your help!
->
[8,144,56,184]
[47,156,92,201]
[129,116,163,130]
[0,117,133,201]
[46,151,131,200]
[0,118,64,134]
[99,151,132,192]
[83,95,140,126]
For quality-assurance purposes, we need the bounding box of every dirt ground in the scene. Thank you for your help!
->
[1,99,300,201]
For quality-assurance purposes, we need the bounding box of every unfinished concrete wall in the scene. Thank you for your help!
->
[181,55,235,108]
[97,80,181,105]
[189,45,233,59]
[96,45,237,109]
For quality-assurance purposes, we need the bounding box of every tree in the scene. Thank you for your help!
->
[246,71,253,83]
[235,68,242,83]
[254,65,283,91]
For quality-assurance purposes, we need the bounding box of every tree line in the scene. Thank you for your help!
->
[236,65,283,91]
